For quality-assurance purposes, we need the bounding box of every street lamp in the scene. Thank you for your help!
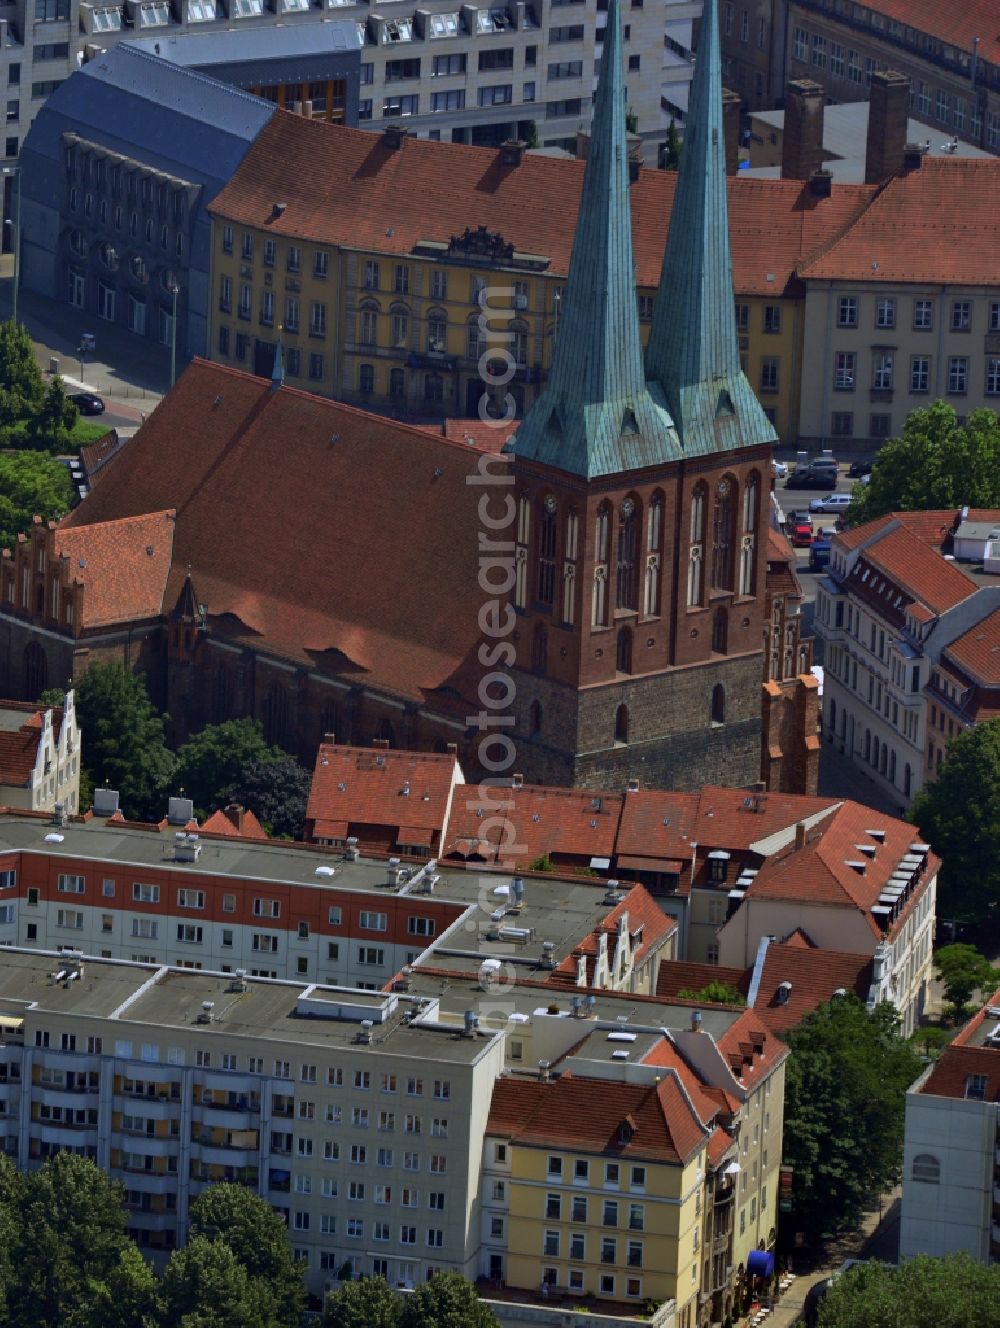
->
[2,164,21,325]
[165,274,179,388]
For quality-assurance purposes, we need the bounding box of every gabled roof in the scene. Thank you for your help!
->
[445,783,624,866]
[715,1009,786,1090]
[919,986,1000,1101]
[548,884,677,988]
[51,510,175,627]
[200,804,268,841]
[62,360,496,707]
[209,108,872,299]
[841,519,978,626]
[801,158,1000,286]
[749,941,873,1037]
[943,607,1000,687]
[485,1069,710,1164]
[0,702,61,788]
[306,743,458,845]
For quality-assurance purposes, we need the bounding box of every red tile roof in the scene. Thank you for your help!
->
[485,1070,710,1164]
[200,804,268,840]
[78,429,129,489]
[920,1045,1000,1103]
[306,742,459,847]
[655,961,749,1001]
[750,942,873,1037]
[0,721,44,786]
[801,158,1000,286]
[715,1010,788,1091]
[52,511,175,627]
[210,113,875,296]
[548,884,677,988]
[62,361,496,707]
[434,419,516,454]
[942,607,1000,687]
[843,523,977,625]
[746,802,939,939]
[856,1,1000,71]
[445,783,624,867]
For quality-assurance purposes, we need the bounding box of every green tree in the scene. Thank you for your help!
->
[27,375,79,452]
[74,661,177,821]
[60,1242,161,1328]
[37,686,66,707]
[934,942,998,1018]
[187,1184,305,1328]
[7,1153,138,1328]
[0,318,45,427]
[160,1236,270,1328]
[524,120,539,150]
[660,117,682,170]
[782,997,921,1245]
[220,755,311,840]
[175,718,286,819]
[817,1252,1000,1328]
[847,401,1000,527]
[910,720,1000,920]
[0,451,73,550]
[324,1277,402,1328]
[399,1272,501,1328]
[676,981,745,1005]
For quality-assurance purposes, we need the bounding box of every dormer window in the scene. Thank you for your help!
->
[616,1119,634,1147]
[965,1073,988,1101]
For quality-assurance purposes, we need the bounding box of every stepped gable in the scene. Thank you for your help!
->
[60,359,496,706]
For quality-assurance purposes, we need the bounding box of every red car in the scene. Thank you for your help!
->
[789,515,813,548]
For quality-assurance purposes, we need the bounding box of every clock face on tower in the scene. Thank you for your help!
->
[544,494,558,513]
[620,497,635,519]
[717,479,731,498]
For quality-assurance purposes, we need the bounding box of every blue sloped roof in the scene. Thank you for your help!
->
[21,45,274,191]
[126,20,361,66]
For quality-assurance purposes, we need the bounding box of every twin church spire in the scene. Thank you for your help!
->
[510,0,775,479]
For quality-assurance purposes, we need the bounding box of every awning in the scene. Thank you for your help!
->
[396,825,435,847]
[616,855,684,873]
[747,1249,775,1279]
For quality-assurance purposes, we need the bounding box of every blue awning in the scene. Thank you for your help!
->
[747,1249,774,1279]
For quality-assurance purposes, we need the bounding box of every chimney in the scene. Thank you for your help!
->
[781,79,825,181]
[383,122,407,151]
[794,820,806,850]
[902,140,926,171]
[722,87,741,175]
[809,168,832,197]
[271,201,287,220]
[865,70,910,183]
[500,138,526,167]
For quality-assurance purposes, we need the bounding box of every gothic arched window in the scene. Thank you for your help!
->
[616,497,639,611]
[614,704,629,745]
[712,606,728,655]
[688,483,707,607]
[23,642,47,702]
[711,683,726,726]
[536,497,557,605]
[262,681,288,746]
[616,626,633,674]
[712,477,736,591]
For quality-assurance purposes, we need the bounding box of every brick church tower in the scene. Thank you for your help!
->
[505,0,776,790]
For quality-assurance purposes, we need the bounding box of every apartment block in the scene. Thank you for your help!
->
[901,985,1000,1265]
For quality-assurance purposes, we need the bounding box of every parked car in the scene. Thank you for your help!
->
[785,465,837,490]
[70,392,105,415]
[847,460,872,478]
[809,492,853,514]
[772,459,788,478]
[789,515,814,548]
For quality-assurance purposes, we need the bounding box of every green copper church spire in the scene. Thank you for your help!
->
[508,0,679,480]
[644,0,776,454]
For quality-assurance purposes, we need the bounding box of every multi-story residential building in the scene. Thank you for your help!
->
[797,154,1000,448]
[483,1005,787,1326]
[900,984,1000,1265]
[781,0,1000,155]
[716,801,937,1035]
[718,0,786,109]
[206,109,871,434]
[814,510,1000,810]
[0,938,786,1309]
[19,45,278,362]
[0,690,80,813]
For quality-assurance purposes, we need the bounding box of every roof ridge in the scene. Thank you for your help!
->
[98,43,277,112]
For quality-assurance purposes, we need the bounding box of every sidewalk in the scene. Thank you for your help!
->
[0,258,168,420]
[760,1192,901,1328]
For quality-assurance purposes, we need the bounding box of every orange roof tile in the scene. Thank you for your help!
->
[656,961,749,1000]
[943,607,1000,686]
[851,525,976,619]
[306,742,458,846]
[549,884,677,987]
[920,1045,1000,1102]
[485,1070,710,1164]
[852,1,1000,73]
[53,510,175,627]
[801,158,1000,286]
[78,429,129,489]
[63,361,496,706]
[445,783,624,867]
[750,941,873,1037]
[200,804,268,840]
[210,113,875,296]
[715,1010,788,1091]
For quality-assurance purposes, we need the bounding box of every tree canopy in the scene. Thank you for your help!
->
[783,996,922,1245]
[817,1253,1000,1328]
[0,319,45,427]
[676,981,746,1005]
[74,661,176,820]
[220,755,311,839]
[934,943,998,1018]
[910,719,1000,921]
[323,1277,402,1328]
[0,451,73,550]
[847,402,1000,527]
[26,375,79,451]
[174,719,286,820]
[399,1272,501,1328]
